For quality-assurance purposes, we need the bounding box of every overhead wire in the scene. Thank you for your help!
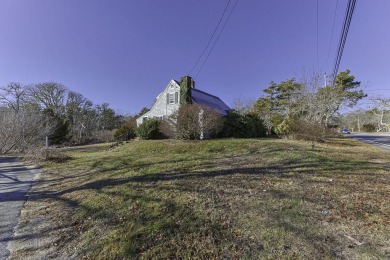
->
[332,0,357,81]
[188,0,232,76]
[195,0,239,79]
[333,0,352,79]
[189,1,231,76]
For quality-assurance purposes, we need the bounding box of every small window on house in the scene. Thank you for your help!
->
[169,93,175,104]
[142,116,148,122]
[167,92,178,105]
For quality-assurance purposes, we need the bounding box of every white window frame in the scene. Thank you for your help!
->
[169,93,175,104]
[167,92,179,105]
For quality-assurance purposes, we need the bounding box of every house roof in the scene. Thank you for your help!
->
[191,88,230,115]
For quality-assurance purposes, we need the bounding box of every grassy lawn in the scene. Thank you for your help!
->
[27,138,390,259]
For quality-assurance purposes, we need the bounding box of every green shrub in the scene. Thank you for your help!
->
[136,118,162,140]
[362,123,376,132]
[114,124,136,141]
[270,114,284,130]
[49,116,71,145]
[275,117,336,142]
[220,110,266,138]
[274,117,294,135]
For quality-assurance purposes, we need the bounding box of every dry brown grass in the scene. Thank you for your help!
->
[10,137,390,259]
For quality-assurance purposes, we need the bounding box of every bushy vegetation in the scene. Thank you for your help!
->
[254,70,365,138]
[274,116,337,142]
[361,123,376,132]
[219,110,266,138]
[46,110,71,145]
[114,122,136,141]
[136,118,163,140]
[0,82,125,153]
[161,104,223,140]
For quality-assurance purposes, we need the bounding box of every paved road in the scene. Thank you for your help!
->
[0,157,37,260]
[349,133,390,150]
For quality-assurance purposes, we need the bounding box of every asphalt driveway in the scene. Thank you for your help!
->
[0,157,38,259]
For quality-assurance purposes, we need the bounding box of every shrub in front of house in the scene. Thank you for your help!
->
[114,124,136,141]
[160,104,223,140]
[136,118,163,140]
[220,110,267,138]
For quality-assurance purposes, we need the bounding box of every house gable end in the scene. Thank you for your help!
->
[136,77,231,126]
[136,80,181,125]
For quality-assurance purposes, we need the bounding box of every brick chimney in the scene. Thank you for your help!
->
[179,76,195,104]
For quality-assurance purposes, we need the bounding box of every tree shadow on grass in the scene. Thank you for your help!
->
[9,153,389,258]
[15,182,264,258]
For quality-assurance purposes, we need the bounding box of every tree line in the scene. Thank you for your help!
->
[1,69,373,153]
[0,82,124,154]
[341,97,390,132]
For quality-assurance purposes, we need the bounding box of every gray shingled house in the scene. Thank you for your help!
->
[136,76,230,126]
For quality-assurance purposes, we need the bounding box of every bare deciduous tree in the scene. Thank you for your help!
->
[66,91,96,143]
[370,97,390,132]
[232,96,255,115]
[28,82,67,115]
[0,83,49,154]
[163,104,222,140]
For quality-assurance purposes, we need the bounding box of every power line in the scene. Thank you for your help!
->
[332,0,357,81]
[188,0,232,75]
[333,0,352,79]
[195,0,239,79]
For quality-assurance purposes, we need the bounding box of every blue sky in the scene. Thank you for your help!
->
[1,1,389,115]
